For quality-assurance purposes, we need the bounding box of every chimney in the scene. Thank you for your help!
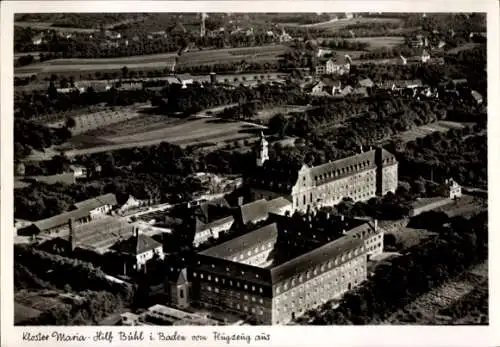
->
[360,145,363,153]
[340,215,344,222]
[68,218,76,251]
[237,196,244,206]
[374,219,378,230]
[134,226,139,237]
[210,72,217,84]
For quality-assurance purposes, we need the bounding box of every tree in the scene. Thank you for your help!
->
[66,117,76,129]
[268,114,289,138]
[121,66,129,79]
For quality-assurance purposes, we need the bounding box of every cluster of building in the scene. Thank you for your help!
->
[19,127,450,325]
[158,135,396,324]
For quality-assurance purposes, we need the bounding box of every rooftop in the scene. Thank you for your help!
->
[238,199,269,225]
[111,233,162,256]
[195,214,370,285]
[73,193,117,211]
[199,223,278,260]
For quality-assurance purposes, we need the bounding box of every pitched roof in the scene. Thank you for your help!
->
[471,90,483,102]
[33,209,90,232]
[309,149,378,186]
[248,149,397,194]
[111,234,162,255]
[270,235,363,284]
[358,78,374,88]
[195,215,235,233]
[267,197,292,214]
[199,223,278,259]
[238,199,269,225]
[73,193,117,211]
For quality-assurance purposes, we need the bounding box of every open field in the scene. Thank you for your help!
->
[15,44,289,77]
[390,121,467,144]
[255,105,313,122]
[57,113,265,157]
[15,290,66,321]
[298,17,402,30]
[15,21,98,33]
[345,36,405,50]
[446,43,483,55]
[384,262,488,325]
[48,103,152,135]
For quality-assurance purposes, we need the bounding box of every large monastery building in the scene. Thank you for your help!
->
[187,213,382,325]
[248,134,398,213]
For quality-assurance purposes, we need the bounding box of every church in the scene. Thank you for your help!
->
[248,133,398,212]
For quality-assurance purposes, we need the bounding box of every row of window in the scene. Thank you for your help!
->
[229,303,264,315]
[313,162,375,183]
[274,253,364,294]
[193,272,265,293]
[231,243,272,262]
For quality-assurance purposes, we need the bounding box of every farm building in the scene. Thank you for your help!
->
[17,208,92,237]
[71,193,117,219]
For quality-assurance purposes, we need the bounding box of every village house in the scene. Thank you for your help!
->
[315,55,351,76]
[69,165,87,179]
[421,50,431,63]
[279,28,292,43]
[471,90,483,105]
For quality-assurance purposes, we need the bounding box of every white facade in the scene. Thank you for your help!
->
[89,204,113,219]
[193,219,234,247]
[136,246,164,270]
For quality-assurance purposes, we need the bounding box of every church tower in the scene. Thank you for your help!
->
[256,131,269,167]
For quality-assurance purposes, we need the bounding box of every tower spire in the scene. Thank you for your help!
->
[256,131,269,167]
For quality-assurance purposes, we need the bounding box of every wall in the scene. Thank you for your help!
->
[381,164,398,195]
[271,254,367,325]
[193,220,234,247]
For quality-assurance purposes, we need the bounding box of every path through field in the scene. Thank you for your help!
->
[383,262,487,325]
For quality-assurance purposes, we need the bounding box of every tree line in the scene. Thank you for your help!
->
[306,211,487,324]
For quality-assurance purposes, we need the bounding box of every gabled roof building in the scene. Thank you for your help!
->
[248,140,398,213]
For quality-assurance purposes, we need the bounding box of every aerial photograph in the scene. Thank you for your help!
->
[13,12,487,326]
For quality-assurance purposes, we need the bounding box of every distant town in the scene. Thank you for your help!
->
[14,12,487,326]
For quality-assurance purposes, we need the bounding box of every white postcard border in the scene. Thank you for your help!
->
[1,1,499,347]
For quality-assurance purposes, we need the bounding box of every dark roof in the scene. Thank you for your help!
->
[345,219,380,239]
[199,223,278,259]
[310,150,378,186]
[33,209,90,232]
[328,55,349,65]
[111,234,162,255]
[238,199,269,225]
[73,193,117,211]
[195,216,235,232]
[267,197,292,213]
[249,149,397,193]
[270,236,363,284]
